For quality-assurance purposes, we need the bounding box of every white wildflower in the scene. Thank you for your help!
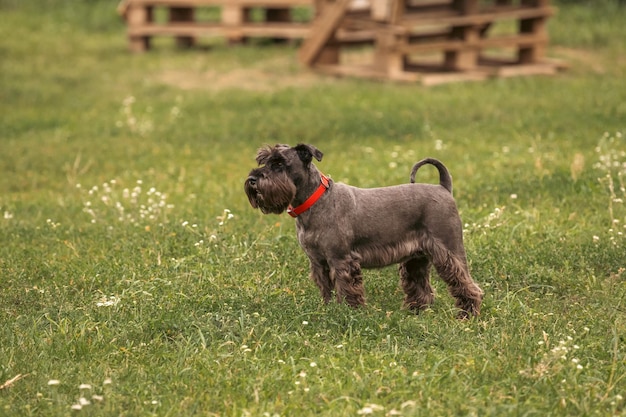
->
[357,403,384,415]
[96,296,119,307]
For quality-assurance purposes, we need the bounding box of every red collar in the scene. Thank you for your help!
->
[287,174,330,218]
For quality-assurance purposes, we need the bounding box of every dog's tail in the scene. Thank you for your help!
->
[410,158,453,194]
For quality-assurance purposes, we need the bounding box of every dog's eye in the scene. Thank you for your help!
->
[271,161,285,171]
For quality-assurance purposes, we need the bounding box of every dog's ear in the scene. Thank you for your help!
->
[295,144,323,165]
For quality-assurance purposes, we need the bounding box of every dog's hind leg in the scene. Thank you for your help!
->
[399,256,435,312]
[427,240,483,318]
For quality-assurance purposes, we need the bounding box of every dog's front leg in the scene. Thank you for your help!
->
[309,259,332,303]
[330,256,366,307]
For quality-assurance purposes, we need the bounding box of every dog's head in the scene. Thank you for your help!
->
[244,144,323,214]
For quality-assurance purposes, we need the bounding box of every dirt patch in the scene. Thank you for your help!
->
[551,47,609,74]
[155,57,332,92]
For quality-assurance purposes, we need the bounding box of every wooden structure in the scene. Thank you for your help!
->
[118,0,564,84]
[299,0,565,85]
[118,0,314,52]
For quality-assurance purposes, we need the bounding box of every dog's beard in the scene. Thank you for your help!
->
[245,173,296,214]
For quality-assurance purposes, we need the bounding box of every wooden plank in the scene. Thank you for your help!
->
[400,6,556,28]
[399,37,466,53]
[221,4,244,41]
[388,0,404,24]
[341,16,388,31]
[518,8,547,63]
[399,4,457,21]
[128,23,224,36]
[298,0,352,66]
[222,5,244,25]
[128,22,310,38]
[126,0,312,5]
[444,26,479,70]
[444,0,479,70]
[521,3,549,61]
[405,0,452,8]
[127,4,153,52]
[406,29,454,43]
[335,28,377,43]
[373,30,405,77]
[392,32,548,53]
[371,0,391,21]
[236,23,310,37]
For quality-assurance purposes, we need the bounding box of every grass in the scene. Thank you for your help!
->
[1,0,626,415]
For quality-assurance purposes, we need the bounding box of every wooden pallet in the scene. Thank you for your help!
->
[118,0,314,52]
[299,0,566,85]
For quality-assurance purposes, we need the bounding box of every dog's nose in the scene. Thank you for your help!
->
[246,176,257,186]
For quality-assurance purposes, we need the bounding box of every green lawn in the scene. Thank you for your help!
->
[1,0,625,415]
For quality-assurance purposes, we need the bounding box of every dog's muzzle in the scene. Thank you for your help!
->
[244,175,261,209]
[244,169,296,215]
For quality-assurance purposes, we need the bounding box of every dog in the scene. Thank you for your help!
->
[244,144,483,318]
